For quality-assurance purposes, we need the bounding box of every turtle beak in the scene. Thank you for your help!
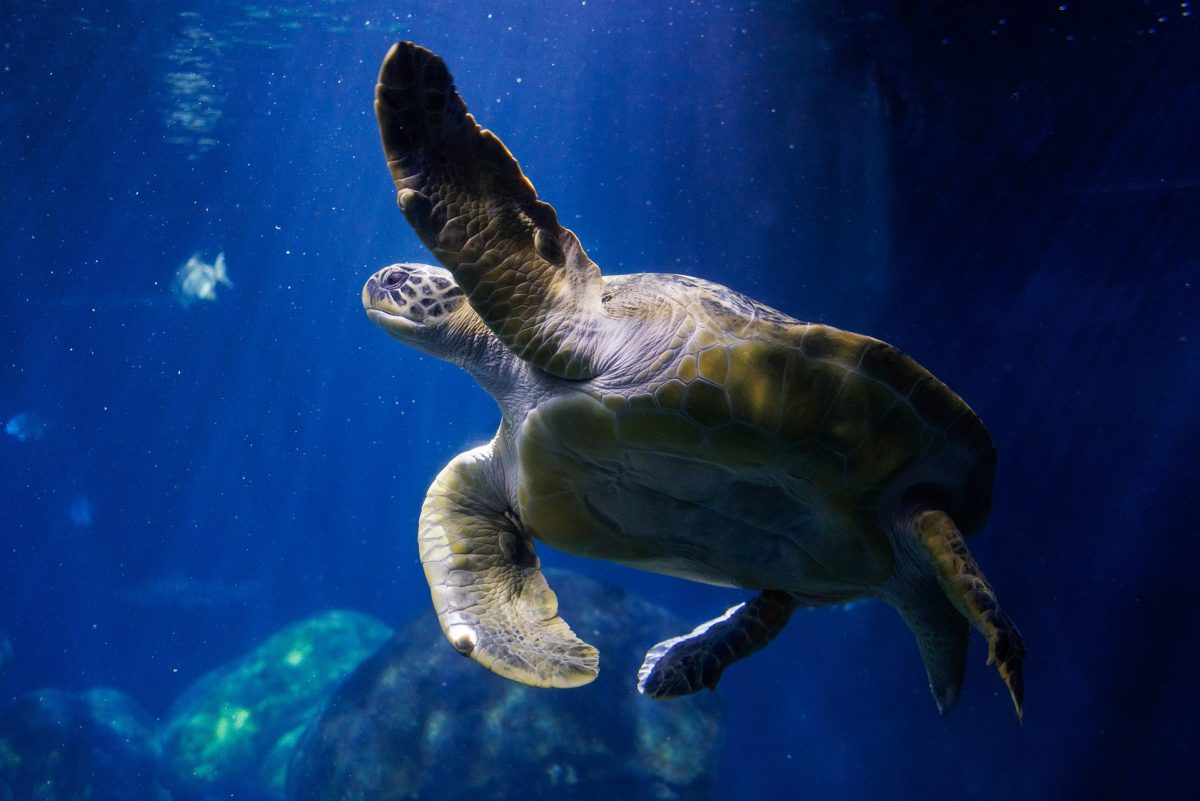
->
[362,272,427,339]
[365,306,424,337]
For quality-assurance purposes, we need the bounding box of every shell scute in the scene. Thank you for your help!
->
[628,392,657,411]
[601,394,628,414]
[693,327,718,348]
[845,402,926,488]
[910,375,964,433]
[859,341,922,397]
[697,346,729,384]
[725,341,786,430]
[815,372,896,457]
[778,354,843,442]
[677,354,698,383]
[654,378,687,410]
[801,326,869,367]
[682,380,732,428]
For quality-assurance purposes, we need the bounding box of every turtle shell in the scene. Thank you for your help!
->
[514,275,995,595]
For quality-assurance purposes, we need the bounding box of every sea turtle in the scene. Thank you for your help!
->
[362,42,1024,717]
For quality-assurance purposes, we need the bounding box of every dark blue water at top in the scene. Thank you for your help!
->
[1,1,1197,799]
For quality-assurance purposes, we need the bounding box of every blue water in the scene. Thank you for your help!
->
[2,1,1197,799]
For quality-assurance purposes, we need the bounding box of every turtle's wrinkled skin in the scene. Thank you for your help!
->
[363,42,1024,717]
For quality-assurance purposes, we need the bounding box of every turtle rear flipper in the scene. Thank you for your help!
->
[912,510,1025,719]
[885,576,970,714]
[637,590,798,698]
[376,41,608,380]
[419,440,599,688]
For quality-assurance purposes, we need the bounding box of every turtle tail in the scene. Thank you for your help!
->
[904,509,1025,720]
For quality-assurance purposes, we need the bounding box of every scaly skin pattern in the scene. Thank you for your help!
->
[375,41,607,380]
[418,441,600,688]
[916,509,1025,718]
[637,590,799,698]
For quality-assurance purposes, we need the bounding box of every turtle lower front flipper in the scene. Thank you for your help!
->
[638,590,798,698]
[419,440,599,688]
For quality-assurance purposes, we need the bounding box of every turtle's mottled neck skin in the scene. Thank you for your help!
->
[362,262,527,403]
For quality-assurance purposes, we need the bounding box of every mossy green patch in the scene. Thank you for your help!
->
[160,610,392,798]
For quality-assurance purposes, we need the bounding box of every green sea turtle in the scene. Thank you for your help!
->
[362,42,1024,717]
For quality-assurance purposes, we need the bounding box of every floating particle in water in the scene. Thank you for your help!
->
[174,252,232,308]
[4,412,47,442]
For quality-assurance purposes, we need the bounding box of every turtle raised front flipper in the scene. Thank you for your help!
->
[637,591,799,698]
[375,42,608,380]
[419,439,599,688]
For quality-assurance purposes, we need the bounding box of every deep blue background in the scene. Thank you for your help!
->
[2,1,1197,799]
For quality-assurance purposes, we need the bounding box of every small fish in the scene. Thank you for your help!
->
[174,252,232,307]
[4,411,47,442]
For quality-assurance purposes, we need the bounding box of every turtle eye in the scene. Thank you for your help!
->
[382,268,409,289]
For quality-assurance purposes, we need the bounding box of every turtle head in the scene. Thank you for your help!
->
[362,263,484,363]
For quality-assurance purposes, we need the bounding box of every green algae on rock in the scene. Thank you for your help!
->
[0,687,168,801]
[287,572,722,801]
[159,610,392,798]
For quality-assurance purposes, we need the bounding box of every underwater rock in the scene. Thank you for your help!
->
[173,252,231,307]
[287,572,723,801]
[0,687,168,801]
[159,610,392,799]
